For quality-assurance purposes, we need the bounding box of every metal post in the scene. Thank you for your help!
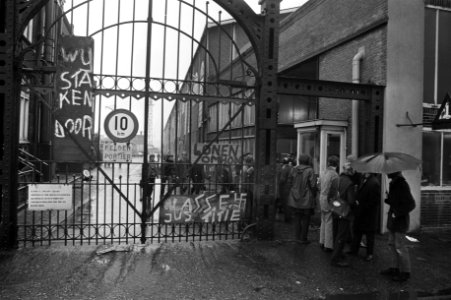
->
[0,0,19,248]
[140,0,154,244]
[254,0,280,239]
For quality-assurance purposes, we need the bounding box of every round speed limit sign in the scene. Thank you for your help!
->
[104,109,139,143]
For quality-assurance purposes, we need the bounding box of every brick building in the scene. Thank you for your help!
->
[163,0,451,232]
[19,0,73,180]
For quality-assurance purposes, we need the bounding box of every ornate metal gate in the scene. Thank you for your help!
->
[0,0,282,247]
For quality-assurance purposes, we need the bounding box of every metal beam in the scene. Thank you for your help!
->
[278,76,384,102]
[16,0,50,42]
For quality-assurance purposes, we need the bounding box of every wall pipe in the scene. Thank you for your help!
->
[352,47,365,157]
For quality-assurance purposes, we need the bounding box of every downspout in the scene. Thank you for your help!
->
[352,47,365,157]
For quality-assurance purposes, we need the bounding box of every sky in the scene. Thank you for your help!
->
[65,0,308,146]
[246,0,307,12]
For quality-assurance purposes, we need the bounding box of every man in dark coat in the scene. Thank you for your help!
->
[278,157,293,222]
[380,171,416,282]
[243,155,255,222]
[329,162,356,267]
[189,163,205,194]
[147,154,159,200]
[349,173,381,261]
[161,154,176,197]
[287,154,317,244]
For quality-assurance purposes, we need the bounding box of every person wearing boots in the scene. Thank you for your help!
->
[287,154,317,244]
[349,173,381,261]
[380,171,416,282]
[329,162,356,267]
[279,157,293,223]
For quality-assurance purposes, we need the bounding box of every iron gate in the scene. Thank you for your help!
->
[15,0,267,246]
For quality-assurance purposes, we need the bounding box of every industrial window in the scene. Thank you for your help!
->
[422,131,451,187]
[208,104,218,132]
[218,103,228,129]
[278,95,317,124]
[423,7,451,104]
[19,90,30,143]
[23,20,33,43]
[422,7,451,188]
[243,104,254,126]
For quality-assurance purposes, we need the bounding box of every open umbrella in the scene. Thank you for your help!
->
[350,152,421,174]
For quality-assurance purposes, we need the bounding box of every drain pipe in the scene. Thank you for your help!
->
[352,47,365,157]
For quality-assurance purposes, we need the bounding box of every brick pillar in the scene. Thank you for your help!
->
[254,0,280,239]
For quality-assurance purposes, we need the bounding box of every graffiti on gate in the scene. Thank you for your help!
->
[54,36,94,161]
[192,143,241,164]
[161,193,247,223]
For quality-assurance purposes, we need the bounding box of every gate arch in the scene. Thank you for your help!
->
[7,0,280,246]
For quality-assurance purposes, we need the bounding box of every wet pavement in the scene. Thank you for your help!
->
[1,221,451,300]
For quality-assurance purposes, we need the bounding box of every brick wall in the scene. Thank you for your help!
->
[421,190,451,228]
[279,0,387,72]
[318,28,386,154]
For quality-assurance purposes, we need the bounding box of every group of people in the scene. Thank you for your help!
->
[278,154,416,282]
[144,153,255,200]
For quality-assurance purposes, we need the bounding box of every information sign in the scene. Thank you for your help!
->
[432,93,451,130]
[28,184,73,211]
[103,143,133,162]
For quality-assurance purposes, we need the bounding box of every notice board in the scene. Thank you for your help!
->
[28,184,73,211]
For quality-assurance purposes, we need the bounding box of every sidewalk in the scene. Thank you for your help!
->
[1,221,451,300]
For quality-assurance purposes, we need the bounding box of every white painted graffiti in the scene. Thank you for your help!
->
[161,193,247,223]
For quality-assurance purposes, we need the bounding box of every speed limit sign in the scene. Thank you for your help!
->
[104,109,139,143]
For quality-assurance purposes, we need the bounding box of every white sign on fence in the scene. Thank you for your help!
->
[28,184,73,211]
[103,143,133,162]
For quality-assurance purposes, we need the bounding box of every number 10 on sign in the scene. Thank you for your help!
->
[104,109,139,143]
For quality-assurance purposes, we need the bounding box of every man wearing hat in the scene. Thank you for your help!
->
[329,160,357,267]
[380,171,416,282]
[279,157,293,222]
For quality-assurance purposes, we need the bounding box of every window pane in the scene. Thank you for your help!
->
[442,133,451,185]
[299,132,316,157]
[208,105,217,132]
[326,133,341,174]
[293,96,310,122]
[423,9,436,104]
[422,131,441,186]
[327,134,340,158]
[437,10,451,102]
[299,131,318,172]
[278,95,293,124]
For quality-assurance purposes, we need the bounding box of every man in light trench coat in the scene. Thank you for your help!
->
[319,155,339,252]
